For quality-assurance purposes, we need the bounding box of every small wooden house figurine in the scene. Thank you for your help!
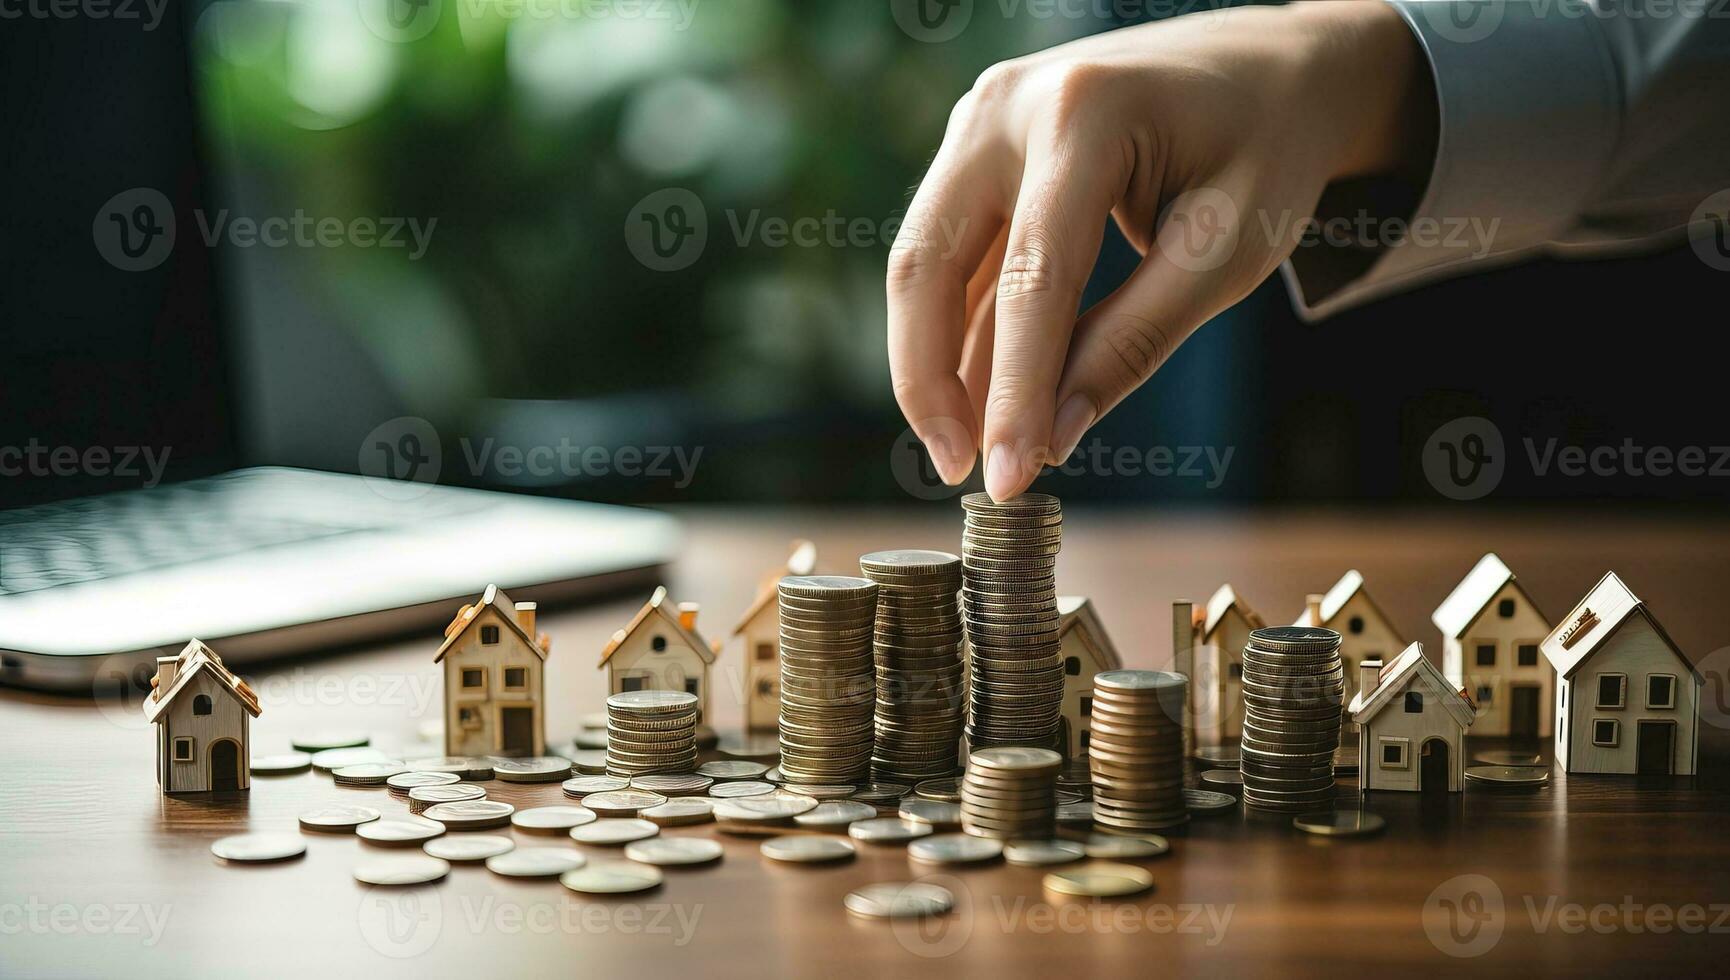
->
[1542,572,1700,776]
[1294,570,1406,709]
[1059,596,1124,757]
[601,586,716,723]
[1181,585,1265,745]
[436,585,550,758]
[143,639,261,794]
[724,540,816,732]
[1432,553,1554,738]
[1349,642,1476,793]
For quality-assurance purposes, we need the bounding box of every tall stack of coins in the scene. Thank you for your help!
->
[860,550,965,783]
[1239,626,1344,812]
[778,575,879,785]
[960,492,1064,751]
[606,690,699,777]
[960,746,1061,839]
[1088,670,1188,832]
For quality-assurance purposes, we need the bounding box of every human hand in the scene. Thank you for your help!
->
[886,1,1432,500]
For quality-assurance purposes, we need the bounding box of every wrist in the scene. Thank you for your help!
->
[1294,1,1439,183]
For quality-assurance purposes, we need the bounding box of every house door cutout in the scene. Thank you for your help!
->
[1420,738,1449,793]
[500,707,534,756]
[1636,721,1674,776]
[1509,685,1540,739]
[209,739,241,791]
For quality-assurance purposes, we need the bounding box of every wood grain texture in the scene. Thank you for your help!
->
[3,507,1729,978]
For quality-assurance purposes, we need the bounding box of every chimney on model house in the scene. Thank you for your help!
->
[1359,659,1383,698]
[1304,593,1324,626]
[153,656,177,700]
[678,602,700,632]
[514,601,537,637]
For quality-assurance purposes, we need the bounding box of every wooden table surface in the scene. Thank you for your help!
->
[4,506,1730,978]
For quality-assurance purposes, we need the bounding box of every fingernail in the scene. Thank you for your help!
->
[1049,394,1096,465]
[986,442,1020,502]
[916,423,974,486]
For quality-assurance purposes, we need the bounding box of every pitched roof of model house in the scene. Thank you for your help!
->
[1348,642,1475,727]
[1431,552,1545,638]
[729,540,818,639]
[1539,571,1697,680]
[1058,596,1123,671]
[1294,569,1397,631]
[1202,584,1264,640]
[434,584,549,663]
[144,639,262,723]
[601,586,715,667]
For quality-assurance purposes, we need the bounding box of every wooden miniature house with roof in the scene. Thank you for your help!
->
[1294,570,1406,710]
[723,540,816,732]
[1432,553,1554,738]
[1059,596,1124,757]
[601,586,716,723]
[436,585,550,758]
[1180,584,1265,745]
[1349,642,1476,793]
[144,639,261,794]
[1541,572,1700,776]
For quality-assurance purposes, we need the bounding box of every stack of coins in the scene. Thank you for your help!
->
[605,690,699,778]
[777,575,878,785]
[860,550,965,783]
[960,492,1065,751]
[1238,626,1344,812]
[1088,670,1188,831]
[959,747,1061,839]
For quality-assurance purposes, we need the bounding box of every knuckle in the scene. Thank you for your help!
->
[1102,313,1174,390]
[1043,63,1110,124]
[997,236,1072,302]
[885,233,950,289]
[970,60,1026,101]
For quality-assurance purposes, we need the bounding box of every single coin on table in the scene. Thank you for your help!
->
[487,847,587,878]
[1043,862,1154,898]
[1465,765,1550,785]
[404,756,496,780]
[1055,801,1095,825]
[913,778,962,803]
[1473,750,1544,768]
[710,781,776,799]
[908,833,1003,865]
[424,835,514,862]
[898,800,962,830]
[1199,769,1244,791]
[1191,745,1240,768]
[358,817,447,846]
[1183,789,1239,815]
[423,799,515,830]
[794,800,877,829]
[292,731,370,752]
[712,796,818,822]
[783,783,857,801]
[583,789,669,817]
[761,836,857,864]
[298,805,382,832]
[353,855,450,886]
[844,882,955,919]
[563,775,630,798]
[1003,839,1086,867]
[490,757,574,784]
[568,750,610,774]
[1080,833,1170,859]
[642,798,715,827]
[1293,810,1386,837]
[388,770,461,794]
[408,783,486,812]
[311,747,397,772]
[570,819,660,846]
[697,760,768,781]
[848,818,934,845]
[631,774,714,797]
[333,763,409,786]
[251,752,313,775]
[513,805,598,832]
[623,837,724,867]
[561,862,663,895]
[211,833,306,863]
[850,782,912,806]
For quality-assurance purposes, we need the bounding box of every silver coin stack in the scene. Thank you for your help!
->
[606,690,699,777]
[960,746,1061,840]
[1088,670,1188,832]
[1239,626,1344,812]
[860,550,965,783]
[960,492,1064,751]
[778,575,879,785]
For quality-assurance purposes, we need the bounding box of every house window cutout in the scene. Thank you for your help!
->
[1592,718,1619,747]
[1348,616,1365,635]
[1498,598,1516,619]
[1064,656,1081,677]
[503,667,527,690]
[1517,644,1539,666]
[1228,663,1243,680]
[1476,644,1496,667]
[1646,674,1677,710]
[480,625,500,645]
[754,643,774,662]
[1379,737,1409,770]
[458,706,481,730]
[1079,730,1091,752]
[462,667,485,690]
[1080,695,1093,717]
[1596,673,1626,709]
[1475,685,1493,704]
[684,678,699,696]
[651,635,668,653]
[193,694,213,716]
[620,675,646,693]
[174,736,195,762]
[1404,691,1424,713]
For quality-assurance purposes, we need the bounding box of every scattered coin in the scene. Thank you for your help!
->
[709,781,776,799]
[631,774,714,797]
[487,847,587,878]
[358,816,447,846]
[353,855,450,886]
[388,770,460,797]
[250,752,313,775]
[783,783,857,801]
[851,782,913,806]
[761,836,857,864]
[898,800,962,830]
[848,818,933,845]
[570,819,660,845]
[1003,839,1086,866]
[404,756,496,780]
[424,835,514,862]
[513,806,599,832]
[908,833,1003,865]
[1465,765,1550,786]
[762,766,785,784]
[562,775,630,798]
[211,833,306,863]
[561,862,664,895]
[1183,789,1239,815]
[298,805,382,832]
[642,798,715,827]
[1293,810,1386,837]
[1473,751,1545,768]
[697,760,768,781]
[292,731,369,752]
[844,882,955,919]
[717,733,781,759]
[624,837,723,867]
[333,762,408,786]
[583,789,668,817]
[1043,862,1154,898]
[793,800,877,829]
[491,757,573,784]
[712,796,817,822]
[568,750,610,774]
[424,799,515,830]
[408,782,486,813]
[1199,769,1244,791]
[913,777,961,803]
[1192,745,1240,768]
[311,747,397,772]
[1080,833,1170,859]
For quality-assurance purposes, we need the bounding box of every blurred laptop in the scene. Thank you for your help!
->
[0,7,675,691]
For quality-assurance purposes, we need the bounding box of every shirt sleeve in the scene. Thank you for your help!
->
[1280,0,1730,321]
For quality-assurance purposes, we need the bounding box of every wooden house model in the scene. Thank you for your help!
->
[1349,642,1476,793]
[601,586,716,723]
[1432,553,1554,738]
[1184,585,1264,745]
[723,540,816,732]
[144,639,261,794]
[1541,572,1700,776]
[436,584,550,758]
[1294,570,1406,710]
[1059,596,1124,757]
